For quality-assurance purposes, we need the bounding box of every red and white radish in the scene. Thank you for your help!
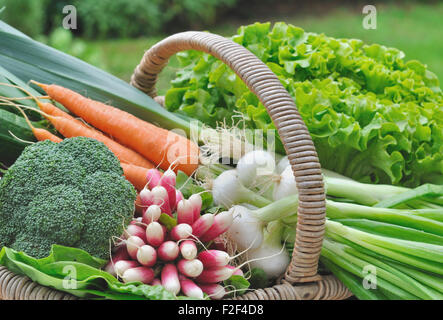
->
[139,188,153,206]
[110,178,246,299]
[170,223,192,241]
[195,266,234,284]
[191,214,214,238]
[226,265,244,276]
[151,185,171,216]
[104,263,118,277]
[210,236,227,251]
[124,224,148,243]
[122,266,154,284]
[142,204,161,224]
[129,217,144,227]
[145,221,165,247]
[159,169,177,211]
[179,276,204,299]
[136,244,157,267]
[175,190,184,207]
[114,260,139,277]
[126,235,145,260]
[199,283,226,300]
[104,244,132,276]
[146,168,162,190]
[177,259,204,278]
[176,199,194,225]
[197,250,230,268]
[157,241,180,261]
[111,244,131,261]
[161,263,181,295]
[189,193,202,222]
[179,240,198,260]
[199,211,233,242]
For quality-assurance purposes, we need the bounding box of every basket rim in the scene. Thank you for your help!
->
[0,265,351,300]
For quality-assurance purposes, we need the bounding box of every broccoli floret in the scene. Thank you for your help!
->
[25,185,86,246]
[58,137,123,176]
[0,140,85,212]
[79,171,136,258]
[10,234,54,259]
[0,137,136,259]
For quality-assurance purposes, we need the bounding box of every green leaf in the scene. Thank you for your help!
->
[158,213,177,231]
[321,257,387,300]
[0,108,48,165]
[374,184,443,208]
[206,205,224,215]
[223,275,250,296]
[334,218,443,245]
[247,267,269,289]
[0,245,183,300]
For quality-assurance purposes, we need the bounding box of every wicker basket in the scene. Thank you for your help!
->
[0,31,352,300]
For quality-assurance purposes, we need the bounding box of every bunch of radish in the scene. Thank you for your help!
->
[105,168,242,299]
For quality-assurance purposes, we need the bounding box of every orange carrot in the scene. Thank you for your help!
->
[6,101,154,199]
[0,82,78,122]
[121,163,151,192]
[6,102,63,143]
[37,100,78,121]
[33,82,200,175]
[30,127,63,143]
[25,104,156,169]
[0,84,155,169]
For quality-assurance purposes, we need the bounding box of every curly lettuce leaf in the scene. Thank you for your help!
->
[165,22,443,187]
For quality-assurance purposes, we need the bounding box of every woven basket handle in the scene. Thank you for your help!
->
[130,31,326,283]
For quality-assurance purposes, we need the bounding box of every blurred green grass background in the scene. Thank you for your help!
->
[83,2,443,95]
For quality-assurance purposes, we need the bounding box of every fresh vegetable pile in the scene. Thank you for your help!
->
[165,22,443,187]
[0,20,442,301]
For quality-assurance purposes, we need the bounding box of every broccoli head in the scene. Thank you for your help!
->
[0,137,136,259]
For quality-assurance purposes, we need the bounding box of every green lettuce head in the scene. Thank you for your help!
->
[165,22,443,187]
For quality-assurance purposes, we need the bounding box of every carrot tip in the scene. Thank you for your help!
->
[36,100,46,109]
[29,80,47,91]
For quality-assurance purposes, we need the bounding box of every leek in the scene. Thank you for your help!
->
[0,21,197,136]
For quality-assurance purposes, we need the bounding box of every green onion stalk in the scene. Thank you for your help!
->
[231,193,443,300]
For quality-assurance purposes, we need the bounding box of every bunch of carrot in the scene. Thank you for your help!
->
[106,166,242,299]
[3,81,200,192]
